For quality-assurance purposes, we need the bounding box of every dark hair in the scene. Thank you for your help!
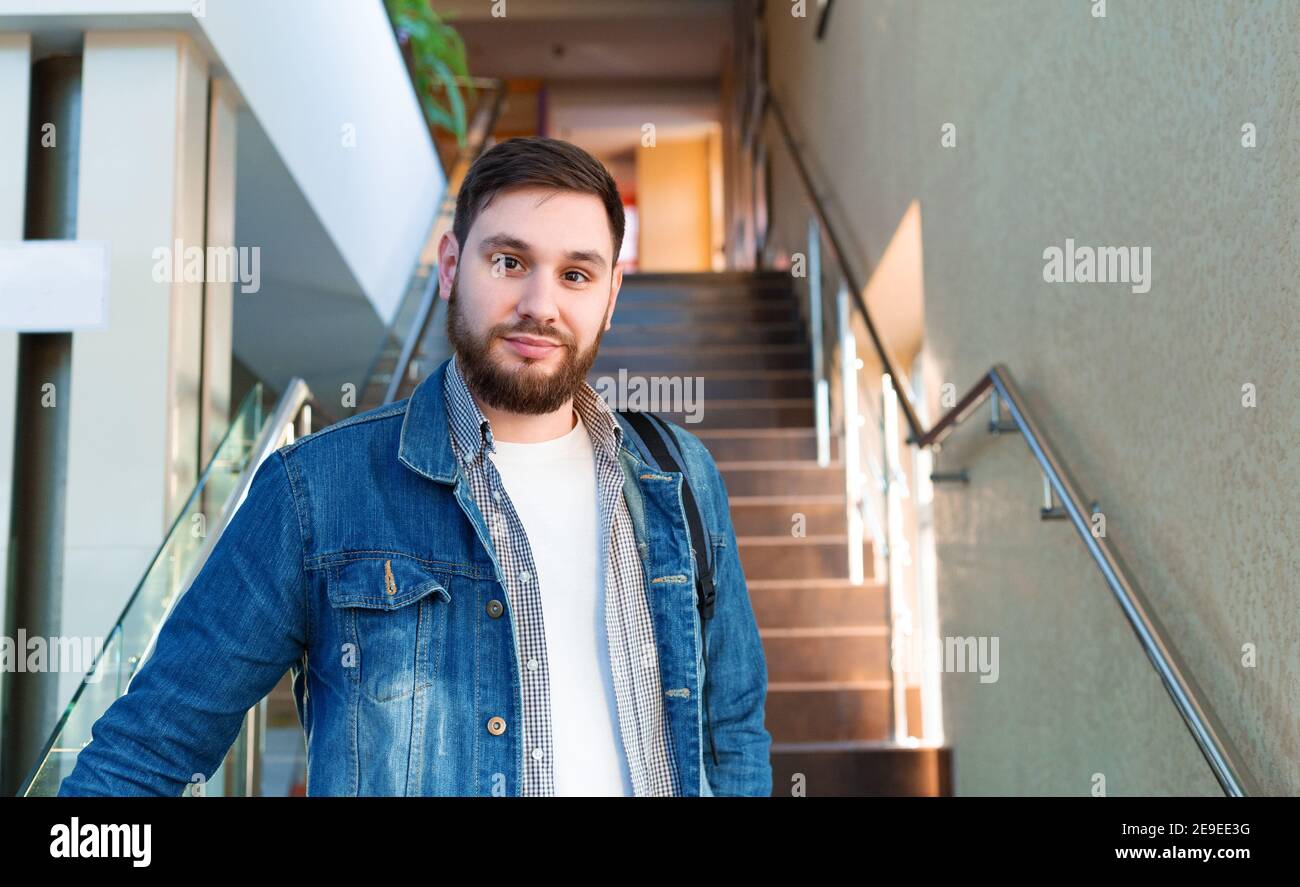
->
[452,136,625,265]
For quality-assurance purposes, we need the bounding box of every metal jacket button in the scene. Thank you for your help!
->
[487,716,506,736]
[486,599,504,618]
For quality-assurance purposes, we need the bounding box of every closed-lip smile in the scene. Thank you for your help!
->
[502,334,561,358]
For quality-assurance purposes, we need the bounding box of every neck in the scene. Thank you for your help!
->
[475,395,578,443]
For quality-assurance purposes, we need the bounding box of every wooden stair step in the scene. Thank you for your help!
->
[587,371,813,401]
[613,303,800,324]
[593,351,810,372]
[749,578,887,628]
[738,535,869,581]
[768,743,952,797]
[765,684,922,743]
[604,320,804,344]
[728,496,845,537]
[762,629,889,683]
[651,404,813,429]
[692,427,839,462]
[718,459,845,495]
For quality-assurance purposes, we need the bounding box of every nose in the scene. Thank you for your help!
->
[513,271,561,331]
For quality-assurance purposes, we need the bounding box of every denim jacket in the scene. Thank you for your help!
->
[58,356,772,797]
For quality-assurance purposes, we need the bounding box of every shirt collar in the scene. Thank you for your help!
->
[443,351,624,467]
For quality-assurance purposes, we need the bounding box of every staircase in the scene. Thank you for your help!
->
[594,270,951,797]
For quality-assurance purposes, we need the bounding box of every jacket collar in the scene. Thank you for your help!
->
[397,355,461,485]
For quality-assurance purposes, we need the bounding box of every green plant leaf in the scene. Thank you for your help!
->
[386,0,472,144]
[426,54,468,145]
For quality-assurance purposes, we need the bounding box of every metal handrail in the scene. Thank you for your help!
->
[383,274,439,404]
[986,367,1259,796]
[758,86,1260,796]
[176,377,314,593]
[760,87,925,441]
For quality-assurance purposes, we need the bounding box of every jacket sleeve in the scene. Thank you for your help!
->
[684,435,773,797]
[58,449,309,796]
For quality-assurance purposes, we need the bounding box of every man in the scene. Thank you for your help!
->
[59,136,771,797]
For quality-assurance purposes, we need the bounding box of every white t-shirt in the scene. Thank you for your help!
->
[487,411,634,796]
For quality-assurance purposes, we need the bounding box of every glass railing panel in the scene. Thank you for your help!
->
[21,383,268,796]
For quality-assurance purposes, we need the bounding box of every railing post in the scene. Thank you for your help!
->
[836,284,865,586]
[807,216,830,467]
[245,697,267,797]
[882,373,911,743]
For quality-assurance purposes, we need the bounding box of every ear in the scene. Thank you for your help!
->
[436,232,459,301]
[605,263,624,331]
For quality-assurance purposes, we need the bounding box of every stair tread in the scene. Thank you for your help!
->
[591,369,811,379]
[614,319,802,328]
[692,427,822,437]
[718,459,843,470]
[729,494,843,504]
[649,398,812,408]
[598,343,807,354]
[768,680,892,691]
[748,578,882,589]
[613,300,798,311]
[772,740,945,753]
[622,269,790,279]
[760,626,889,637]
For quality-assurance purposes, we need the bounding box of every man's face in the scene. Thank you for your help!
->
[440,185,622,414]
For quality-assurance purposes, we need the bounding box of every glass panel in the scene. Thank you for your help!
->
[21,384,267,796]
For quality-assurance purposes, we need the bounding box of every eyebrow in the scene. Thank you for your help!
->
[478,233,609,273]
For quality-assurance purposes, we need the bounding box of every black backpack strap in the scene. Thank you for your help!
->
[618,408,722,769]
[619,410,716,621]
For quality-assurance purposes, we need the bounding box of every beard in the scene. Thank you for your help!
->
[444,271,608,415]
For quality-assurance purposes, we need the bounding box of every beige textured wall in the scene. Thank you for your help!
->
[764,0,1298,795]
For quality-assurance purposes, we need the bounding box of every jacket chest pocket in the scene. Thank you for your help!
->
[325,555,454,704]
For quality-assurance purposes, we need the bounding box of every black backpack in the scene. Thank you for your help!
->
[617,409,719,767]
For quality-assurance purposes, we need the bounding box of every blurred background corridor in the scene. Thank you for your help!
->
[1,0,1295,798]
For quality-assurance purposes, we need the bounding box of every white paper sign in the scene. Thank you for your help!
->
[0,240,110,331]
